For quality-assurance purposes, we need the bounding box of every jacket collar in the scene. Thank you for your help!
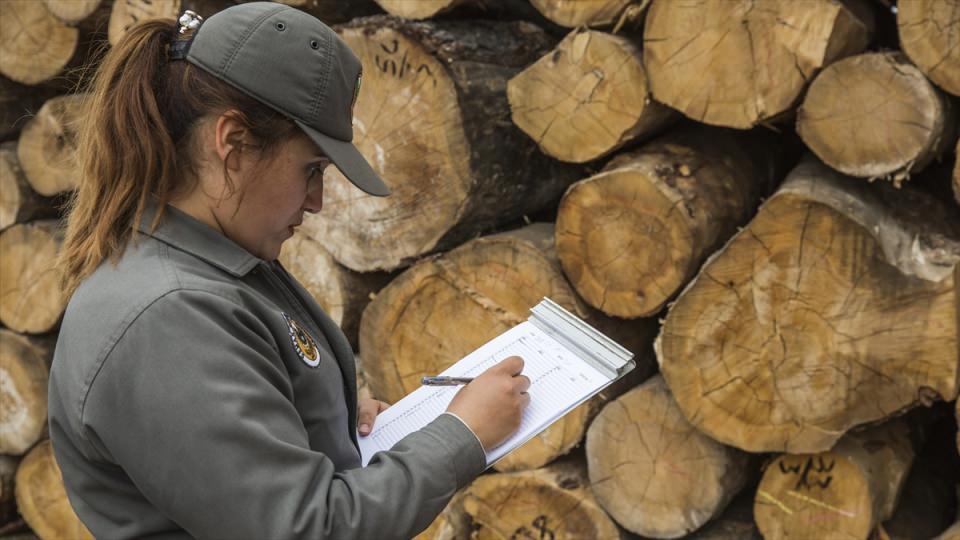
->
[137,199,262,277]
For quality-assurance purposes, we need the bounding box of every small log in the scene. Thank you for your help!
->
[898,0,960,97]
[17,94,86,197]
[0,1,79,85]
[555,125,793,318]
[278,231,390,350]
[42,0,103,24]
[360,223,657,471]
[304,17,578,272]
[643,0,873,129]
[529,0,644,28]
[108,0,234,46]
[586,375,749,538]
[656,156,960,453]
[1,454,19,526]
[14,439,94,540]
[0,221,67,334]
[937,521,960,540]
[754,419,919,540]
[0,329,50,455]
[373,0,477,19]
[797,51,956,183]
[507,28,675,163]
[0,142,57,232]
[450,459,626,539]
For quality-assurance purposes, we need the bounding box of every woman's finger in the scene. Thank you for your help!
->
[357,398,380,436]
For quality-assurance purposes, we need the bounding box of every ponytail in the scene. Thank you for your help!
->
[59,19,296,298]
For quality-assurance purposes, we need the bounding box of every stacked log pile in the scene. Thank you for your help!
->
[2,0,959,538]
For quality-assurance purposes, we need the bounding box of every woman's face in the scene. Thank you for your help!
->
[214,132,329,261]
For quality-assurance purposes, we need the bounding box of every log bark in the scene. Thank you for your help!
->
[447,459,627,539]
[42,0,103,24]
[17,94,86,197]
[797,51,956,183]
[0,455,18,526]
[643,0,873,129]
[656,156,960,453]
[279,231,391,350]
[0,329,51,455]
[507,28,675,163]
[586,375,749,538]
[0,221,68,334]
[754,420,918,540]
[0,143,57,232]
[359,223,657,471]
[303,16,579,272]
[556,125,794,318]
[529,0,646,28]
[0,1,79,85]
[879,453,957,540]
[14,439,94,540]
[0,77,62,143]
[108,0,233,46]
[898,0,960,97]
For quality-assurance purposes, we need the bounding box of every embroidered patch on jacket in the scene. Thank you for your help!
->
[282,312,321,367]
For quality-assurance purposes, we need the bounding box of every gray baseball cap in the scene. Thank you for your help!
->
[178,2,389,196]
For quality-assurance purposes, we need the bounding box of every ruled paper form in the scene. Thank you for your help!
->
[358,321,611,466]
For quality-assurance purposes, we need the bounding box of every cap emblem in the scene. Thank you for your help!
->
[282,312,321,367]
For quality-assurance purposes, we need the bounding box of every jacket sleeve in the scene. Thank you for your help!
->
[80,288,486,540]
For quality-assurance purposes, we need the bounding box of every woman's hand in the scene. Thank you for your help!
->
[357,398,390,436]
[446,356,530,450]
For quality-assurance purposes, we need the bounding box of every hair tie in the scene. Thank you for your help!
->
[169,10,203,61]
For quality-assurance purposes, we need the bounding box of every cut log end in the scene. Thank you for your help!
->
[797,52,954,181]
[17,94,86,197]
[0,1,79,85]
[529,0,635,27]
[14,440,94,540]
[0,329,50,455]
[507,28,673,163]
[898,0,960,97]
[42,0,103,23]
[586,375,748,537]
[658,157,960,453]
[0,221,67,334]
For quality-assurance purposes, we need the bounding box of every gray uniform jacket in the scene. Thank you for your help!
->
[47,201,486,539]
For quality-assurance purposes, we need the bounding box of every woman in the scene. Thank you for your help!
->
[47,3,531,538]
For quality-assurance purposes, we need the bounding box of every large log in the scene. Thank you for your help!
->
[302,17,578,272]
[656,156,960,453]
[0,221,67,334]
[360,223,657,472]
[586,375,749,538]
[754,419,918,540]
[0,1,79,85]
[643,0,873,129]
[0,143,57,232]
[507,28,675,163]
[278,231,390,350]
[446,459,627,539]
[797,51,956,183]
[0,329,51,455]
[898,0,960,97]
[555,125,793,318]
[14,440,94,540]
[17,94,86,197]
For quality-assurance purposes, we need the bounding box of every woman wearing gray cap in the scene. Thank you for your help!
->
[47,3,530,538]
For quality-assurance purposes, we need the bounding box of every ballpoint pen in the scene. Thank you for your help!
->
[421,376,474,386]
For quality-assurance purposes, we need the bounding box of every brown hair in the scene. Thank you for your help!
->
[59,19,298,297]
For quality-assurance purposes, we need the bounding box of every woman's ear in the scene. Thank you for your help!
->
[213,109,253,170]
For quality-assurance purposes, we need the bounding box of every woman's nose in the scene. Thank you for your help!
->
[304,184,323,213]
